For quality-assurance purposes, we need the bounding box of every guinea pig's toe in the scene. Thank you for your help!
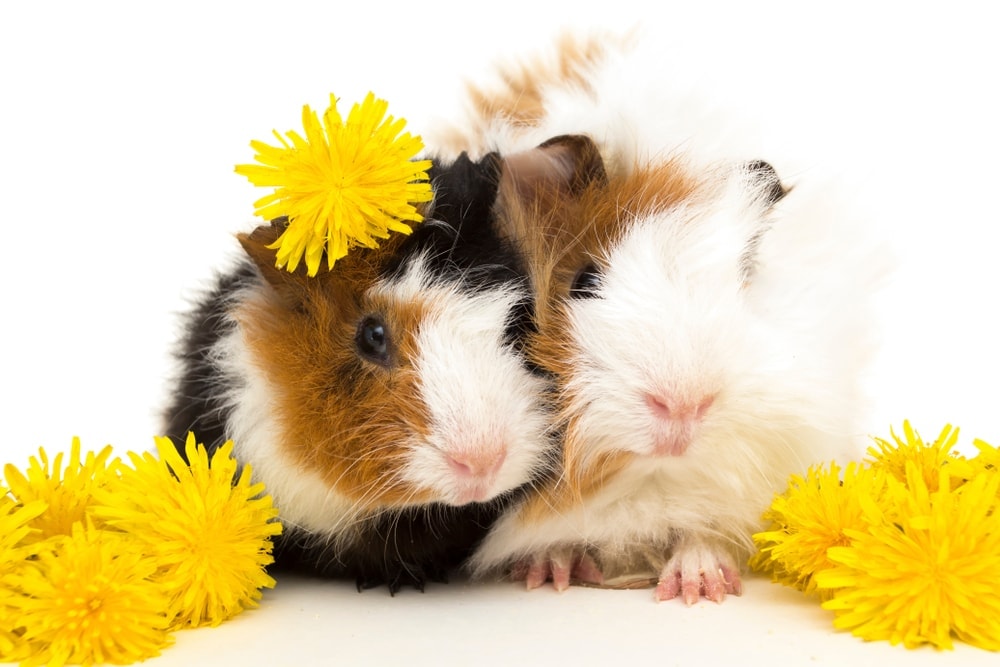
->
[653,570,682,602]
[523,556,553,590]
[701,567,730,603]
[570,553,604,586]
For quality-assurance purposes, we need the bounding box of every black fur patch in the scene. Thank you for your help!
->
[385,151,538,356]
[386,153,522,289]
[162,262,258,460]
[270,502,504,595]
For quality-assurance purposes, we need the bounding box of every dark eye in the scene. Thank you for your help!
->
[569,264,601,299]
[356,316,390,364]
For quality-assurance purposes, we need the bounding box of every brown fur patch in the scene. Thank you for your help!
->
[236,230,441,509]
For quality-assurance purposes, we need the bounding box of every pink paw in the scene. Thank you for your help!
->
[654,543,742,605]
[511,548,604,591]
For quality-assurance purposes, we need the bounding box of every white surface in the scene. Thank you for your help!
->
[1,1,997,664]
[164,573,995,666]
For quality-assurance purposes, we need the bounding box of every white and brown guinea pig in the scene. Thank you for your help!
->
[161,144,598,594]
[451,32,889,603]
[473,145,887,604]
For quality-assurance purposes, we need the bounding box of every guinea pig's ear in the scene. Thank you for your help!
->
[236,218,309,307]
[478,150,504,190]
[743,160,788,208]
[424,152,502,225]
[732,161,788,283]
[501,133,608,201]
[537,134,608,193]
[458,150,504,217]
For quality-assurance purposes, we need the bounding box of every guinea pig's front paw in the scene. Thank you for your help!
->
[510,547,604,592]
[654,540,741,605]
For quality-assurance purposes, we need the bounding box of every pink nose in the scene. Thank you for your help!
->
[645,393,715,423]
[447,448,507,481]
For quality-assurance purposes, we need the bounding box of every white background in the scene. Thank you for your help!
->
[1,1,997,665]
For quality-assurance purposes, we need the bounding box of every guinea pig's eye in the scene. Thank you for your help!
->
[569,264,602,299]
[355,316,391,365]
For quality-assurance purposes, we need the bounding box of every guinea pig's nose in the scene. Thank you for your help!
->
[447,447,507,481]
[645,393,715,423]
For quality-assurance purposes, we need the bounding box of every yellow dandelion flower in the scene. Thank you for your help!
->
[3,437,116,543]
[7,523,171,667]
[866,421,974,492]
[1,491,47,663]
[816,462,1000,651]
[236,92,434,276]
[751,461,887,598]
[93,433,282,628]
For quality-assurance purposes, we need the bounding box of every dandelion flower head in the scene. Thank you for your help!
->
[755,422,1000,652]
[866,421,974,492]
[816,463,1000,650]
[2,437,116,544]
[751,461,886,598]
[235,92,433,276]
[8,523,171,667]
[93,434,282,628]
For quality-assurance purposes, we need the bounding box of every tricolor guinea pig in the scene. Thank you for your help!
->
[161,144,600,594]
